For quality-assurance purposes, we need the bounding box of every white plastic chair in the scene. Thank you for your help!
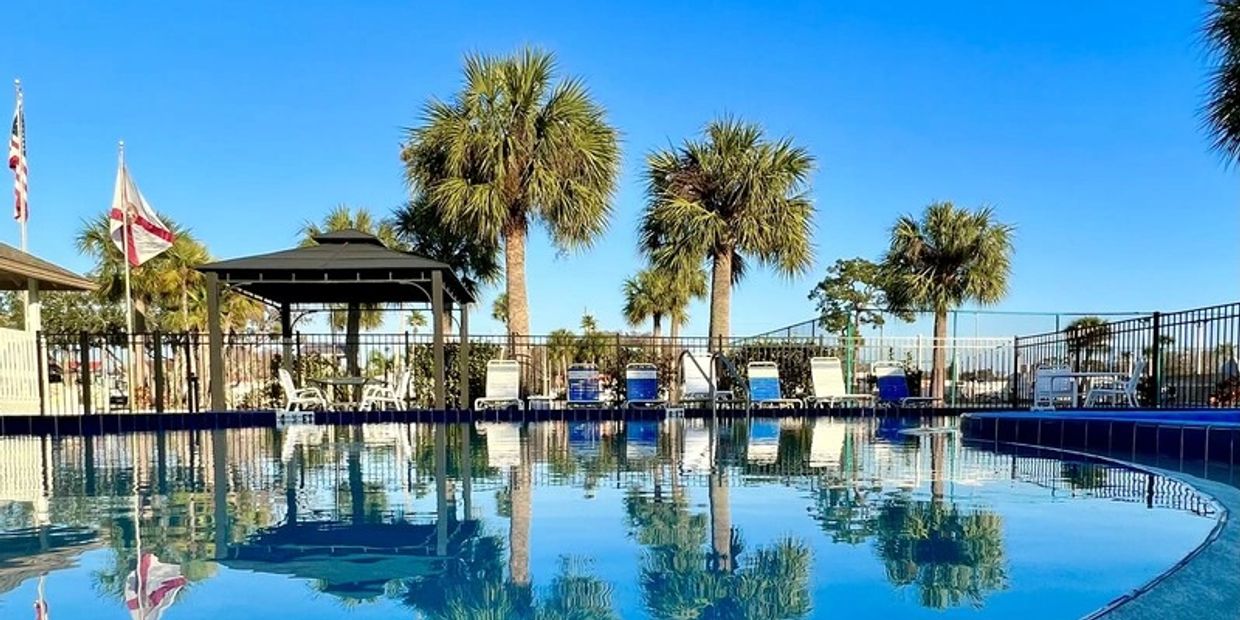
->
[474,360,522,410]
[278,369,328,412]
[680,351,731,405]
[1031,365,1075,410]
[807,357,874,407]
[746,362,802,408]
[361,370,412,411]
[1084,357,1144,408]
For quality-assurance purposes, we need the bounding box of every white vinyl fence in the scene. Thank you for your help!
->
[0,327,39,414]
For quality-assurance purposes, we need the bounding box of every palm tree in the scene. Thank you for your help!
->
[664,265,708,344]
[621,268,665,338]
[402,47,621,343]
[1204,1,1240,164]
[641,118,815,347]
[393,193,501,336]
[880,202,1014,400]
[492,293,509,328]
[1064,316,1111,371]
[299,205,399,384]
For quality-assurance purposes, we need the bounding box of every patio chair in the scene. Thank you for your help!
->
[682,422,714,474]
[360,370,412,411]
[277,369,328,412]
[681,351,732,405]
[623,363,665,408]
[747,418,781,464]
[747,362,803,408]
[1084,357,1144,408]
[806,357,874,407]
[474,360,522,411]
[1031,365,1076,411]
[625,420,660,459]
[566,363,606,408]
[873,362,938,407]
[476,422,521,468]
[809,417,847,468]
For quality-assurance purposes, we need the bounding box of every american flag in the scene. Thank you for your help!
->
[8,89,27,222]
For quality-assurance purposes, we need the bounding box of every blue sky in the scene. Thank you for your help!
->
[2,1,1236,336]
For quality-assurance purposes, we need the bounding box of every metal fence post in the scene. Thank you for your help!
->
[1010,336,1020,409]
[1151,311,1163,409]
[35,332,46,416]
[78,331,92,416]
[153,331,165,413]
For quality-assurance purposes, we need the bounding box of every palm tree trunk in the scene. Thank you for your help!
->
[930,432,946,500]
[669,320,681,404]
[931,309,948,400]
[709,471,731,572]
[652,314,663,340]
[509,425,531,586]
[345,302,361,401]
[708,249,732,351]
[504,220,531,394]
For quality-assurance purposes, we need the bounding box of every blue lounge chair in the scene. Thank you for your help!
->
[748,418,782,464]
[747,362,802,408]
[874,361,938,408]
[623,363,664,408]
[566,363,605,408]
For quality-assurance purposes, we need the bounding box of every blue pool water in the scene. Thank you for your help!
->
[0,417,1222,619]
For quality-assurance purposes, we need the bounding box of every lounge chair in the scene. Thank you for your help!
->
[625,420,660,459]
[807,357,875,407]
[747,418,781,464]
[476,422,520,468]
[873,362,938,407]
[474,360,523,410]
[746,362,803,408]
[360,370,412,411]
[566,362,606,408]
[809,418,847,468]
[681,351,732,405]
[1084,357,1144,408]
[1031,365,1076,411]
[623,363,665,408]
[278,369,328,412]
[681,422,713,474]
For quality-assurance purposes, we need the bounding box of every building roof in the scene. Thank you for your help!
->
[195,229,474,306]
[0,244,95,292]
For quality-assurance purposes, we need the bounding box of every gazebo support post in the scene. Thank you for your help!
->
[206,272,226,411]
[279,303,293,376]
[458,304,470,409]
[24,278,40,333]
[431,271,446,409]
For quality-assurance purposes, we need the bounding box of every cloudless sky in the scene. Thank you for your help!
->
[3,1,1237,336]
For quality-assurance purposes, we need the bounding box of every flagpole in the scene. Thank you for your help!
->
[119,141,134,337]
[14,79,25,252]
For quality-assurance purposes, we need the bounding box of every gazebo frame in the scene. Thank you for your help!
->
[196,230,475,410]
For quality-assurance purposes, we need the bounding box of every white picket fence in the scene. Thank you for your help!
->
[0,327,39,414]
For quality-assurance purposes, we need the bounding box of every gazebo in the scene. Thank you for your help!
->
[0,243,94,332]
[195,230,475,410]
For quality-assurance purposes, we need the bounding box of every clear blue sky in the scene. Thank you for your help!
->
[3,1,1236,337]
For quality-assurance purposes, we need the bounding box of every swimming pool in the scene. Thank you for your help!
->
[0,417,1222,619]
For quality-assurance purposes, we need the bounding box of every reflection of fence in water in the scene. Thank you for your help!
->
[1008,454,1216,517]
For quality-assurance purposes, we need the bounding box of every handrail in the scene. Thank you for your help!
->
[675,349,751,416]
[715,354,751,414]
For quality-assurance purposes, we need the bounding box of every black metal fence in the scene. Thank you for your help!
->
[1012,302,1240,408]
[32,331,1017,414]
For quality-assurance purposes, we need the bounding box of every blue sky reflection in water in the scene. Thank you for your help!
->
[0,418,1220,619]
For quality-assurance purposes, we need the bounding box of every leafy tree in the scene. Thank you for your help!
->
[393,193,501,336]
[880,202,1014,400]
[809,257,911,338]
[402,47,621,342]
[1203,0,1240,164]
[641,118,815,346]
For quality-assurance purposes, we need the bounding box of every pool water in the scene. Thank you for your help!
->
[0,417,1220,619]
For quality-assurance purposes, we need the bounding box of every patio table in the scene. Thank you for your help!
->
[1048,371,1128,408]
[309,376,379,410]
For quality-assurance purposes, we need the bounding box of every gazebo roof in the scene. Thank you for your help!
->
[196,230,474,306]
[0,244,94,292]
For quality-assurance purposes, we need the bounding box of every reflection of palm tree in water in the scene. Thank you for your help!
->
[627,418,813,619]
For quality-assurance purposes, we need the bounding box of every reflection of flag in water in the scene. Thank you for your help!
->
[33,574,48,620]
[124,554,187,620]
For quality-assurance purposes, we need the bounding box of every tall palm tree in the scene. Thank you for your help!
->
[641,118,815,347]
[402,47,621,342]
[492,293,509,328]
[621,269,664,338]
[663,265,708,344]
[299,205,399,382]
[393,193,501,336]
[1204,1,1240,164]
[880,202,1014,400]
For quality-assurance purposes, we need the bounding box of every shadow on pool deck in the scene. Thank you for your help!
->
[1095,470,1238,619]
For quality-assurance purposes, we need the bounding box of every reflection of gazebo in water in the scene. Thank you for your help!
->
[220,519,480,600]
[196,230,476,410]
[0,526,99,596]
